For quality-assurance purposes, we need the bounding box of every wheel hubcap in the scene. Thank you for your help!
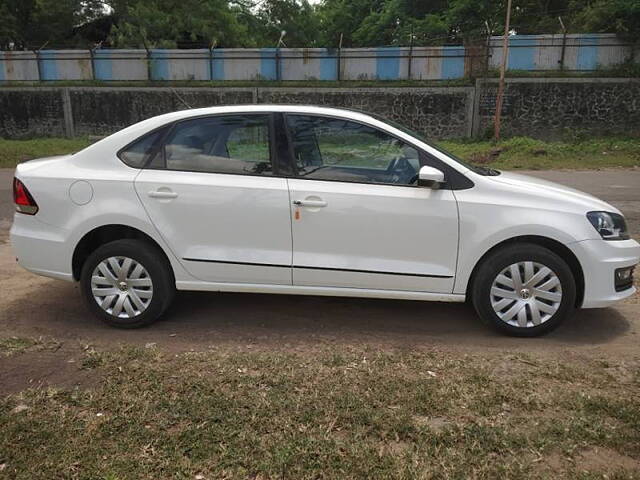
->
[91,256,153,318]
[490,261,562,328]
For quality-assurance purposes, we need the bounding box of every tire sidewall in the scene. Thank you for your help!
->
[80,239,174,328]
[472,244,576,337]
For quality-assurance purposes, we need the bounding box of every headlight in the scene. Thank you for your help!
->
[586,211,630,240]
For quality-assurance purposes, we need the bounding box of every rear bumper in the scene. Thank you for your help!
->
[9,214,74,282]
[569,238,640,308]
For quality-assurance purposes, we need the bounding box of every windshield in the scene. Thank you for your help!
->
[367,113,500,176]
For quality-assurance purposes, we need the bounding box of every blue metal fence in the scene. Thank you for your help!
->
[0,34,635,82]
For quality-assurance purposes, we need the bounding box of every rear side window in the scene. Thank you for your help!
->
[118,127,168,168]
[162,114,273,176]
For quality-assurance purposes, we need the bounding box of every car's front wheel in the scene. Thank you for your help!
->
[472,243,576,337]
[80,239,175,328]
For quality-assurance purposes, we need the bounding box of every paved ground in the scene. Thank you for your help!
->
[1,168,639,379]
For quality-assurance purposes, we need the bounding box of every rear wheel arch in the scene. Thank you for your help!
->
[466,235,585,308]
[72,224,174,283]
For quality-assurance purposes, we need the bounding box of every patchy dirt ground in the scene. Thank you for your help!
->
[2,342,639,478]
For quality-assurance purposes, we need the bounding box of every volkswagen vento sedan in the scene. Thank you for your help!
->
[10,105,639,336]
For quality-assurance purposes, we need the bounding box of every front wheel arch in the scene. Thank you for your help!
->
[465,235,584,308]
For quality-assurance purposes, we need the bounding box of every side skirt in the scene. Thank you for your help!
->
[175,281,466,303]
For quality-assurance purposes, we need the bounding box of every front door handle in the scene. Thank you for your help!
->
[293,199,327,208]
[148,190,178,199]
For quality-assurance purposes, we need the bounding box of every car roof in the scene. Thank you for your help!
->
[148,104,377,123]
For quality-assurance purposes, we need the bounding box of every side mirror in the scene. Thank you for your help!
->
[418,166,445,188]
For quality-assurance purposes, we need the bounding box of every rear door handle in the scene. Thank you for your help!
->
[293,199,327,208]
[148,190,178,199]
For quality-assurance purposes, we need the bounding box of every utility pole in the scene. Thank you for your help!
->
[493,0,512,141]
[484,20,492,78]
[336,33,343,81]
[407,32,415,80]
[276,30,286,81]
[558,16,567,71]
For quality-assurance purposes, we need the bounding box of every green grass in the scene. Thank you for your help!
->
[0,137,92,168]
[1,345,639,478]
[0,337,38,356]
[0,336,60,356]
[1,135,639,170]
[438,136,640,170]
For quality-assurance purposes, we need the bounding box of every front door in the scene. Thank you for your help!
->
[284,114,459,293]
[135,113,293,285]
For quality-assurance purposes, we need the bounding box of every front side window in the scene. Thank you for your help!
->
[162,114,272,175]
[286,114,420,186]
[367,112,500,176]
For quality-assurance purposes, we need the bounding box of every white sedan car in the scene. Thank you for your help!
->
[10,105,639,336]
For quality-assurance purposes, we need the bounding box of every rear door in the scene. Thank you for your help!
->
[134,113,293,285]
[284,114,459,293]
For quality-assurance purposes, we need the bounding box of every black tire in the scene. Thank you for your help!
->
[80,239,175,328]
[471,243,576,337]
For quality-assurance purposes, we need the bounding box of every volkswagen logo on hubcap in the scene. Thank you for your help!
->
[520,288,531,299]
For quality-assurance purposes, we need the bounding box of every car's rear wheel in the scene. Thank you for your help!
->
[472,243,576,337]
[80,239,175,328]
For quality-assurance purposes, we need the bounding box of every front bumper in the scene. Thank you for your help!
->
[569,238,640,308]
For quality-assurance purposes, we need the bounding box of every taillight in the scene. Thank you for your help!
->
[13,178,38,215]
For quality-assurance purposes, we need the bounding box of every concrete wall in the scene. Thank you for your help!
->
[474,78,640,138]
[0,88,66,138]
[0,86,472,139]
[0,78,638,140]
[0,35,635,82]
[69,88,255,136]
[259,87,474,138]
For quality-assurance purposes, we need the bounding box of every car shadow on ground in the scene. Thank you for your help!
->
[1,279,631,350]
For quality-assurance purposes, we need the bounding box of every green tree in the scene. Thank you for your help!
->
[1,0,638,51]
[571,0,640,43]
[509,0,570,34]
[0,1,19,50]
[0,0,105,49]
[351,0,405,46]
[108,0,250,48]
[317,0,386,46]
[445,0,506,40]
[253,0,321,47]
[318,0,450,47]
